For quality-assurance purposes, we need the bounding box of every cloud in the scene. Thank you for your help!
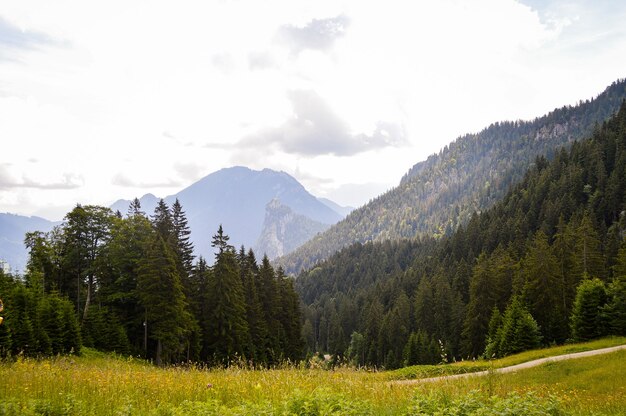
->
[0,16,61,61]
[240,90,406,157]
[0,165,83,190]
[173,162,205,182]
[248,51,276,70]
[210,52,235,74]
[111,173,181,188]
[277,14,350,55]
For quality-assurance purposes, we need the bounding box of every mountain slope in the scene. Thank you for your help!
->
[278,79,626,275]
[253,199,330,259]
[0,213,58,272]
[295,100,626,365]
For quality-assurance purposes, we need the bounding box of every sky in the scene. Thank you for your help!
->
[0,0,625,221]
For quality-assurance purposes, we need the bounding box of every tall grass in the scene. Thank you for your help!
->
[1,338,624,415]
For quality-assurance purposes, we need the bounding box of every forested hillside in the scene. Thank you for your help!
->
[279,80,626,275]
[0,199,303,366]
[296,101,626,368]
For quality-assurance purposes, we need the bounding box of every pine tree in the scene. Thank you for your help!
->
[604,277,626,335]
[238,248,268,364]
[205,227,249,365]
[151,199,173,242]
[570,277,609,341]
[275,266,304,362]
[104,211,153,353]
[171,198,195,277]
[522,231,566,343]
[573,212,605,280]
[137,233,190,365]
[128,197,144,217]
[493,296,541,357]
[257,255,280,363]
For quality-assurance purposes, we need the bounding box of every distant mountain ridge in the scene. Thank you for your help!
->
[277,79,626,275]
[0,213,59,272]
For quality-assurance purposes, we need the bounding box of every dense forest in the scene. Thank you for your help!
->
[279,80,626,275]
[0,200,303,366]
[295,101,626,368]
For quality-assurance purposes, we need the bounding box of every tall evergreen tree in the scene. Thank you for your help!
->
[522,231,567,343]
[257,255,280,363]
[570,277,608,341]
[205,227,249,364]
[137,233,191,365]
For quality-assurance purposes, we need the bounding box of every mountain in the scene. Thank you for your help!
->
[0,213,58,272]
[253,199,330,259]
[277,79,626,275]
[295,100,626,366]
[110,193,160,216]
[111,167,343,260]
[170,167,342,258]
[317,198,354,217]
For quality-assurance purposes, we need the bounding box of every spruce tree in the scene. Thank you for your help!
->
[137,233,190,365]
[238,248,268,364]
[570,277,608,341]
[205,227,249,365]
[522,231,566,343]
[257,255,280,363]
[494,296,541,357]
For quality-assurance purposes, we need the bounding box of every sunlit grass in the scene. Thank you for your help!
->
[1,337,625,415]
[390,336,626,380]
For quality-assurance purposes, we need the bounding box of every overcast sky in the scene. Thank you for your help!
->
[0,0,625,220]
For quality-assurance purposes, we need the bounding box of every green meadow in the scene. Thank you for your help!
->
[1,337,625,415]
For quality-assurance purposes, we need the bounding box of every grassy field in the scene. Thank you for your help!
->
[0,337,625,415]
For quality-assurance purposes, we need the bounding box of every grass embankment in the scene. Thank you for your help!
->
[0,337,624,415]
[390,336,626,380]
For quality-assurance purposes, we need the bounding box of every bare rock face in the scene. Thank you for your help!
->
[254,199,329,260]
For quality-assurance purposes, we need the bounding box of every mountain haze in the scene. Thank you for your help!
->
[277,79,626,275]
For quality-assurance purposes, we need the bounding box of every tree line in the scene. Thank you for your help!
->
[0,199,303,366]
[296,100,626,368]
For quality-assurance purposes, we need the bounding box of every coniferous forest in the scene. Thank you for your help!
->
[296,101,626,368]
[1,96,626,372]
[0,199,303,366]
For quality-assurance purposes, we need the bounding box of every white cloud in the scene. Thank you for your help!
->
[0,0,624,219]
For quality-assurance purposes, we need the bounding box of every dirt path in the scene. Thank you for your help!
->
[392,344,626,386]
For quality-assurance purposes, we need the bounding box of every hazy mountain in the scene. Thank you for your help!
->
[111,167,343,260]
[277,79,626,275]
[110,193,160,216]
[0,213,59,272]
[254,199,330,260]
[169,167,342,258]
[317,198,354,217]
